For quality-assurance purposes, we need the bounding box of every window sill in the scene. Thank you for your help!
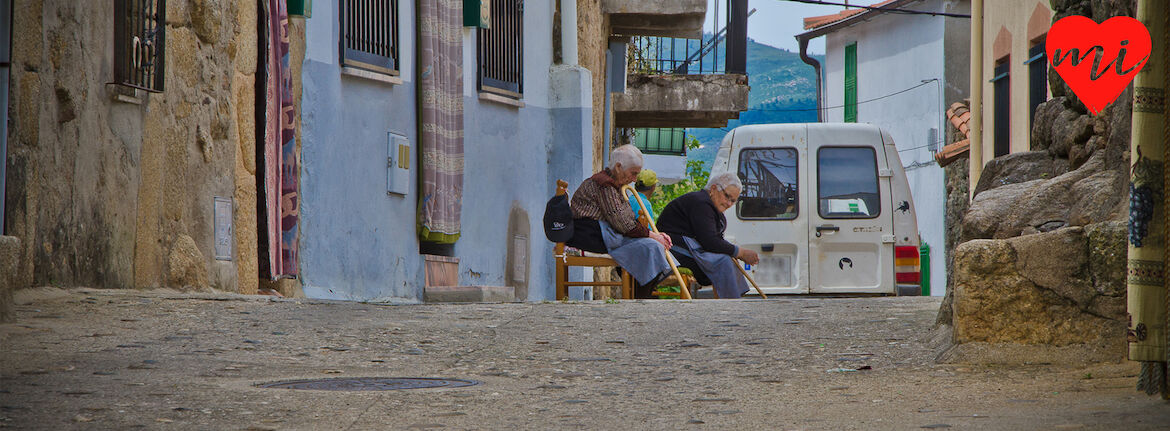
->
[478,92,524,108]
[108,84,146,105]
[341,66,403,85]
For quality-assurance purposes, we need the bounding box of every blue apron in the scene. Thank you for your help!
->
[672,236,749,299]
[598,221,672,286]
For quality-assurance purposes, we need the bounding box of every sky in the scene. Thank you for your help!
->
[704,0,856,55]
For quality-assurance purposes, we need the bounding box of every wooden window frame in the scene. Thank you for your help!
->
[991,58,1010,158]
[1025,38,1047,129]
[477,0,523,98]
[113,0,167,92]
[339,0,400,76]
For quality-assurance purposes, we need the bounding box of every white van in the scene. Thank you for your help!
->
[711,123,922,296]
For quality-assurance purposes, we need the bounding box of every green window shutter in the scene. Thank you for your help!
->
[844,43,857,123]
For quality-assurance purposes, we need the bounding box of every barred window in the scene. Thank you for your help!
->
[340,0,400,75]
[477,0,523,97]
[114,0,166,92]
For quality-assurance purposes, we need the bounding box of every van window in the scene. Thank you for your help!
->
[817,147,880,219]
[736,148,798,220]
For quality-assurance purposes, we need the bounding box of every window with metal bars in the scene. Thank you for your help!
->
[477,0,523,97]
[340,0,399,75]
[113,0,166,92]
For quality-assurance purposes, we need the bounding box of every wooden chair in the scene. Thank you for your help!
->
[552,180,634,300]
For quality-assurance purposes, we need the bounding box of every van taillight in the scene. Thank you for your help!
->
[895,246,920,284]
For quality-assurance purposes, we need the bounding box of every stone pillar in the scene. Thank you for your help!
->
[0,236,20,323]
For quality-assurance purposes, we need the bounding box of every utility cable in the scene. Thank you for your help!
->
[752,80,933,112]
[778,0,971,18]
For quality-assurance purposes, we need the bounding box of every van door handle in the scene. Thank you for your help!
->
[815,225,840,237]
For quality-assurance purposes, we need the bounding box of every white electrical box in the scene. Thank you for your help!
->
[387,133,410,196]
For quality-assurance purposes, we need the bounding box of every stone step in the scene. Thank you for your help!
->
[424,285,515,303]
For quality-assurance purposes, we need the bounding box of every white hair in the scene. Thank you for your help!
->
[706,172,743,192]
[608,145,644,170]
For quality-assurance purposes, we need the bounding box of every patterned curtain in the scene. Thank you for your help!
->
[416,0,464,244]
[263,0,299,277]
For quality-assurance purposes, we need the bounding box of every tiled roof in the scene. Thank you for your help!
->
[935,101,971,167]
[803,0,899,30]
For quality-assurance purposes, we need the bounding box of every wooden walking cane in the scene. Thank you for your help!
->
[621,185,692,300]
[734,259,767,299]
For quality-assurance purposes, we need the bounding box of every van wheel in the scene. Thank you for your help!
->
[896,285,921,296]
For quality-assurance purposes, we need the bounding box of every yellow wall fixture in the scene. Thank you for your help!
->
[1128,0,1169,399]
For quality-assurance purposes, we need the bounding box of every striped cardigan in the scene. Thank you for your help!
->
[571,169,650,238]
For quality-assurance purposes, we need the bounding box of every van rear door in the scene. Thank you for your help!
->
[806,126,894,294]
[724,126,809,294]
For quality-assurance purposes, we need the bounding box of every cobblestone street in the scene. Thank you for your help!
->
[1,288,1167,430]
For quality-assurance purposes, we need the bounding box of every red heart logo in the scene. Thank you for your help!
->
[1047,15,1150,115]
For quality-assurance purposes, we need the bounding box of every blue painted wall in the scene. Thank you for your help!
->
[299,1,590,302]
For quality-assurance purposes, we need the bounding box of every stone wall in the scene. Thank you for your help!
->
[577,0,609,172]
[0,236,18,322]
[936,153,969,326]
[4,1,261,293]
[947,0,1135,347]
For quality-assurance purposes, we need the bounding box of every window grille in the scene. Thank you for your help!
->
[113,0,166,92]
[477,0,523,97]
[340,0,399,75]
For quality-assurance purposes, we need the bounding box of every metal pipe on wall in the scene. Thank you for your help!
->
[796,35,823,122]
[0,0,10,233]
[967,0,982,198]
[560,0,577,66]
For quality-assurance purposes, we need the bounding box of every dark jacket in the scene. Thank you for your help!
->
[656,190,737,256]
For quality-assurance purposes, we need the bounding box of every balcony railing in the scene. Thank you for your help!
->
[627,1,750,76]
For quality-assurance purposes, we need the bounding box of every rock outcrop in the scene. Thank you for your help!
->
[953,222,1126,345]
[944,0,1136,356]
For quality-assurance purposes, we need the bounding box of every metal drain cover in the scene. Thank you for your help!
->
[256,377,480,391]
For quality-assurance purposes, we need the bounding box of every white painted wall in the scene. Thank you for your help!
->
[822,0,949,295]
[643,155,687,184]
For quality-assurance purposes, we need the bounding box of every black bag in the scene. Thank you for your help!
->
[543,194,574,242]
[567,218,607,253]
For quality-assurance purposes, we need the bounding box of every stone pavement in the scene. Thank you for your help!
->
[1,288,1167,430]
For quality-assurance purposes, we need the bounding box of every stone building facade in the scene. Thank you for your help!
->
[1,1,302,297]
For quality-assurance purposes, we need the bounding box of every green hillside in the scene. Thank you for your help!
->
[686,39,821,168]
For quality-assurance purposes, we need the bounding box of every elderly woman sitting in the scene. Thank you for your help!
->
[656,172,760,299]
[567,145,674,298]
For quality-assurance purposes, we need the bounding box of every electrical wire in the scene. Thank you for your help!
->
[753,80,933,112]
[778,0,971,18]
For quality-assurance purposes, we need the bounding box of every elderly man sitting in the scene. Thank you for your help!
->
[656,173,760,299]
[567,145,674,298]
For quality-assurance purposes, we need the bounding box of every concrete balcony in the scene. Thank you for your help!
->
[613,73,749,128]
[603,0,706,38]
